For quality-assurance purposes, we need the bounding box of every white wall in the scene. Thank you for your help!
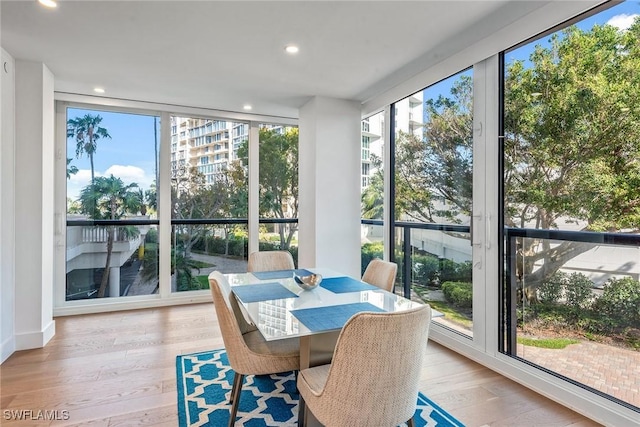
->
[13,60,55,351]
[299,97,361,278]
[1,48,16,363]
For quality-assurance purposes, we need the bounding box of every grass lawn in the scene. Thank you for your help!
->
[517,336,580,349]
[426,301,473,329]
[192,260,214,269]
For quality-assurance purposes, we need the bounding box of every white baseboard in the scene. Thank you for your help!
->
[14,319,56,351]
[1,336,16,364]
[53,292,212,317]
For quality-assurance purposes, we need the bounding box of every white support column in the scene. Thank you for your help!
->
[1,48,17,362]
[13,60,55,350]
[248,121,260,256]
[109,267,120,298]
[383,105,392,261]
[158,112,172,297]
[298,97,361,278]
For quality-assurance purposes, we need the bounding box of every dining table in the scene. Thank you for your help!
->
[226,267,426,370]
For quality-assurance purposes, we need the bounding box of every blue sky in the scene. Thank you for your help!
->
[422,1,639,105]
[505,1,640,64]
[66,108,159,199]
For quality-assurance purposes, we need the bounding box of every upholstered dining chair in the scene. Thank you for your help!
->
[297,304,431,427]
[247,250,295,272]
[361,258,398,292]
[208,271,300,427]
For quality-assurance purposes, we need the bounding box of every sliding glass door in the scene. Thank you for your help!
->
[391,70,475,338]
[501,0,640,409]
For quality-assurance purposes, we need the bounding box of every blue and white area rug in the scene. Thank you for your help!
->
[176,349,465,427]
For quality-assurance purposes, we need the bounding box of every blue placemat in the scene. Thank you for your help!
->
[231,282,298,303]
[319,276,378,293]
[251,269,314,280]
[290,302,385,332]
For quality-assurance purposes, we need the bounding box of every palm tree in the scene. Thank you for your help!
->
[67,114,111,187]
[66,158,78,179]
[79,175,140,298]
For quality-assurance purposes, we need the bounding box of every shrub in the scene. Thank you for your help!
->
[565,273,594,311]
[361,242,384,276]
[441,259,472,283]
[412,256,440,285]
[441,281,472,308]
[538,272,566,304]
[594,277,640,328]
[145,228,158,244]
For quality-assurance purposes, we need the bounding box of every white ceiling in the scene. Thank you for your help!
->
[1,0,550,118]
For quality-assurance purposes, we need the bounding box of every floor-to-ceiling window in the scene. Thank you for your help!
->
[65,107,160,300]
[361,111,386,277]
[257,123,299,264]
[501,1,640,409]
[170,116,250,292]
[57,100,297,309]
[391,70,475,337]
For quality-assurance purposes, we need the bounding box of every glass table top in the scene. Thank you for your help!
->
[227,267,423,341]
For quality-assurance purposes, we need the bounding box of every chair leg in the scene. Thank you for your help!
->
[229,371,242,404]
[407,415,415,427]
[228,372,244,427]
[297,395,306,427]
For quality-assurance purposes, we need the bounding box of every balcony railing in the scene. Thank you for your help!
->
[362,218,471,299]
[503,227,640,355]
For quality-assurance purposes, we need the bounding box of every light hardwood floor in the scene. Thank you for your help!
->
[0,303,601,426]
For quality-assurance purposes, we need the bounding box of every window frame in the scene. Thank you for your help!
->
[54,94,296,315]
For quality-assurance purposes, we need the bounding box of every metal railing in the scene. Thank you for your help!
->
[67,217,298,227]
[503,226,640,355]
[362,219,472,299]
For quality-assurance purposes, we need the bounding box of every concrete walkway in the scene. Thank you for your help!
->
[126,252,248,296]
[189,252,248,274]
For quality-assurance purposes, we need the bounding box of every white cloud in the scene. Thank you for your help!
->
[607,14,639,31]
[104,165,152,189]
[66,165,154,200]
[67,169,93,201]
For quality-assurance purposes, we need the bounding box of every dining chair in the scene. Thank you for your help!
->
[297,304,431,427]
[247,250,295,272]
[208,271,300,427]
[361,258,398,292]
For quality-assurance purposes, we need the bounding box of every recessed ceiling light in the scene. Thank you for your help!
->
[284,45,299,54]
[243,105,252,111]
[93,87,105,94]
[37,0,57,8]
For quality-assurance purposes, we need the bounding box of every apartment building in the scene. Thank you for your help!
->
[170,117,247,183]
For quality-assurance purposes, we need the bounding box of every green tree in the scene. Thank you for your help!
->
[66,158,78,179]
[67,114,111,187]
[234,127,299,249]
[172,166,231,256]
[78,175,141,298]
[363,18,640,295]
[361,155,384,219]
[67,197,81,214]
[394,75,473,223]
[140,246,202,292]
[145,181,157,213]
[504,19,640,290]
